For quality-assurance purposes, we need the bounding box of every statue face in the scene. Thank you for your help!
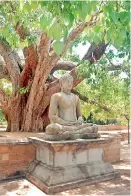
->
[61,78,73,92]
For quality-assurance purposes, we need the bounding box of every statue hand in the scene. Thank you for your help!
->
[78,116,84,124]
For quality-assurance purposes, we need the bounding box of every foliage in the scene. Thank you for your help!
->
[0,79,12,95]
[0,109,7,125]
[0,1,130,55]
[76,72,129,124]
[19,87,29,95]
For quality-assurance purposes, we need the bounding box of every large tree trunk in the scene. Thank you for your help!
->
[5,95,25,132]
[4,92,50,132]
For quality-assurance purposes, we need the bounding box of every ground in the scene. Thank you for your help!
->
[0,140,130,196]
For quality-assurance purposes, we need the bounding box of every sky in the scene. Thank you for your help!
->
[73,42,91,60]
[73,43,128,79]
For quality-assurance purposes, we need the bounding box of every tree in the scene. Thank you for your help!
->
[0,1,129,132]
[75,70,129,124]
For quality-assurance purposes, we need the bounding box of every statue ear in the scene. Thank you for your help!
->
[59,80,63,90]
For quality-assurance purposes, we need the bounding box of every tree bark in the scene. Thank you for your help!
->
[0,40,21,94]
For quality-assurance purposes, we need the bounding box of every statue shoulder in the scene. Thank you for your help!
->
[72,93,79,101]
[51,92,61,101]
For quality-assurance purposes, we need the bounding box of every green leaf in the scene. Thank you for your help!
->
[63,28,68,41]
[22,2,31,14]
[19,87,28,94]
[94,26,101,33]
[104,34,110,43]
[30,2,38,10]
[102,4,112,15]
[20,0,24,10]
[87,1,97,14]
[69,13,74,23]
[113,36,123,48]
[2,27,10,37]
[40,15,52,30]
[53,41,64,55]
[94,36,101,44]
[69,41,74,53]
[40,1,48,7]
[19,40,28,49]
[119,29,127,38]
[79,2,88,20]
[50,22,63,41]
[109,12,119,23]
[119,12,130,23]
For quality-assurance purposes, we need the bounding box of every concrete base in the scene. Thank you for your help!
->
[26,137,120,194]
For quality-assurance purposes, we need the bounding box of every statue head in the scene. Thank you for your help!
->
[59,73,73,94]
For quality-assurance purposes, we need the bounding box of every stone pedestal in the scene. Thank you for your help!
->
[26,137,119,194]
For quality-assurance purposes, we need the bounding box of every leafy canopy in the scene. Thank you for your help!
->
[0,1,130,55]
[76,73,129,124]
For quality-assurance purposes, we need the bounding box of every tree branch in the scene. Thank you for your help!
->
[0,57,10,80]
[38,33,51,61]
[82,41,108,63]
[72,89,111,112]
[108,65,122,71]
[15,22,28,40]
[51,58,122,75]
[15,22,39,87]
[47,11,102,82]
[60,12,102,57]
[15,22,37,66]
[0,40,20,94]
[0,87,8,106]
[105,53,122,71]
[72,89,129,120]
[51,61,77,74]
[20,45,38,87]
[50,40,108,81]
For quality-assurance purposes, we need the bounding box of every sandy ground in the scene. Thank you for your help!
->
[0,140,130,196]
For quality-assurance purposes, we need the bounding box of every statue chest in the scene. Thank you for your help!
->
[58,94,76,110]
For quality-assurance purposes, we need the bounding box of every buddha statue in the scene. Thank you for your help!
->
[45,73,100,140]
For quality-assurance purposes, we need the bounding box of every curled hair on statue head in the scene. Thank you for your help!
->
[59,73,73,85]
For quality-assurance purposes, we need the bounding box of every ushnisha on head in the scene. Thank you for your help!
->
[59,73,73,93]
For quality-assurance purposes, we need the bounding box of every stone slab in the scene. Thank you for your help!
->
[26,168,119,194]
[26,137,120,194]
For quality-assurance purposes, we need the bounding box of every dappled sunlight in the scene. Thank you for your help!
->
[1,179,46,196]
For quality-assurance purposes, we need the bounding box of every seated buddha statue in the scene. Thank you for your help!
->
[45,73,100,140]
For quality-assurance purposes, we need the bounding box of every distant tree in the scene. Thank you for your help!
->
[75,60,129,124]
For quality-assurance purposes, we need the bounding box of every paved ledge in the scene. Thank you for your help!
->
[0,132,43,144]
[0,129,127,144]
[0,138,30,144]
[0,131,121,145]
